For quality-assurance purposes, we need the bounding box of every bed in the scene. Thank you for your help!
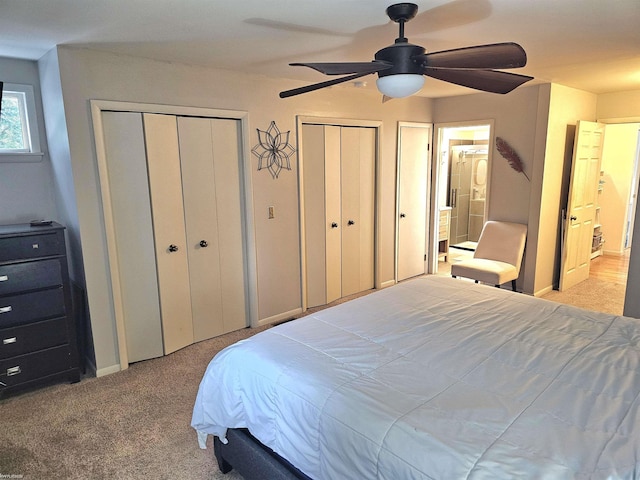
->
[192,276,640,479]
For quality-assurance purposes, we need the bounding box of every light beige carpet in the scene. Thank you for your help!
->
[541,277,626,316]
[0,326,270,480]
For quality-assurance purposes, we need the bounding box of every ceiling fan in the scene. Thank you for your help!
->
[279,2,533,99]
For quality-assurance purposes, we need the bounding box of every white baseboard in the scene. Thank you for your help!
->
[380,279,396,289]
[534,285,554,297]
[255,308,303,327]
[96,363,122,377]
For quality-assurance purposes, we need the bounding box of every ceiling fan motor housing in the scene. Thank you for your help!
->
[374,42,425,78]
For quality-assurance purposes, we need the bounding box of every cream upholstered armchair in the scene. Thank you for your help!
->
[451,221,527,291]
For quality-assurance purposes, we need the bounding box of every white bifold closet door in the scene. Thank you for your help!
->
[101,111,247,363]
[303,124,375,308]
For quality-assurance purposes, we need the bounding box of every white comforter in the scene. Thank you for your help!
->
[192,276,640,479]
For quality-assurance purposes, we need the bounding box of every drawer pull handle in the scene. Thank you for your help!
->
[32,243,39,249]
[0,306,12,314]
[7,366,21,376]
[0,275,7,282]
[2,337,17,345]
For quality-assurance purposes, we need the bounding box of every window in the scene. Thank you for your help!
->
[0,83,42,159]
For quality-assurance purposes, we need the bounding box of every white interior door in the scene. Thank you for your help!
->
[325,126,342,304]
[177,117,224,342]
[397,123,431,281]
[302,124,328,308]
[302,123,376,307]
[144,113,195,354]
[178,117,247,341]
[341,126,375,296]
[209,118,247,334]
[101,111,164,363]
[560,120,605,291]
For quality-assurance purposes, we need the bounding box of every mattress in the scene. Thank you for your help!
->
[192,276,640,479]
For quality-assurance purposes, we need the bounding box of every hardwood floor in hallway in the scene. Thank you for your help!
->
[589,249,630,285]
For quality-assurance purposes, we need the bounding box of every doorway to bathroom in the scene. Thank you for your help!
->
[430,121,492,274]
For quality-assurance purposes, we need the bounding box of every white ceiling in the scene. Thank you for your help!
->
[0,0,639,98]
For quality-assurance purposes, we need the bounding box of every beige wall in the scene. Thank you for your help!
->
[597,90,640,122]
[533,84,597,295]
[0,57,58,225]
[37,43,640,373]
[432,84,603,297]
[433,85,548,294]
[43,46,433,374]
[600,123,640,255]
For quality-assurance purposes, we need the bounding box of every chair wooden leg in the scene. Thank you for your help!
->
[511,279,517,291]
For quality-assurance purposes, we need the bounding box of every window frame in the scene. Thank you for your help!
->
[0,82,43,162]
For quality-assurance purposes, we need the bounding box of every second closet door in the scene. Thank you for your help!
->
[303,124,375,308]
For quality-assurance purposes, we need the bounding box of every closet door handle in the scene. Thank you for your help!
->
[331,222,338,228]
[348,220,355,226]
[570,215,577,221]
[199,240,208,248]
[168,244,179,252]
[400,213,406,218]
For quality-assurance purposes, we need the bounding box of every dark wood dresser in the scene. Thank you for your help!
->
[0,222,80,396]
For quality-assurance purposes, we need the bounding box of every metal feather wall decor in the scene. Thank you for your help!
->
[495,137,529,181]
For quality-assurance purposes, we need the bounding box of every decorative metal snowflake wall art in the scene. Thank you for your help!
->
[252,121,296,179]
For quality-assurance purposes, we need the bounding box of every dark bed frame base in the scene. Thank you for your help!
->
[214,428,313,480]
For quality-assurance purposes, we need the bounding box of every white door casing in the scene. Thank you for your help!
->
[92,100,256,371]
[560,120,605,291]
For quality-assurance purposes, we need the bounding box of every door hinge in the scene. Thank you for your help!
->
[424,254,427,261]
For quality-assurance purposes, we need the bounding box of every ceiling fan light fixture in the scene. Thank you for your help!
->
[376,74,424,98]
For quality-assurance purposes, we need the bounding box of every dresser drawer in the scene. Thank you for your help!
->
[0,288,66,328]
[0,259,63,295]
[0,232,63,262]
[0,318,68,359]
[0,345,72,387]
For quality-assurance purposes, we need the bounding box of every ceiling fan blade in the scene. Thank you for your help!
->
[423,68,533,94]
[290,61,392,76]
[280,71,374,98]
[418,43,527,69]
